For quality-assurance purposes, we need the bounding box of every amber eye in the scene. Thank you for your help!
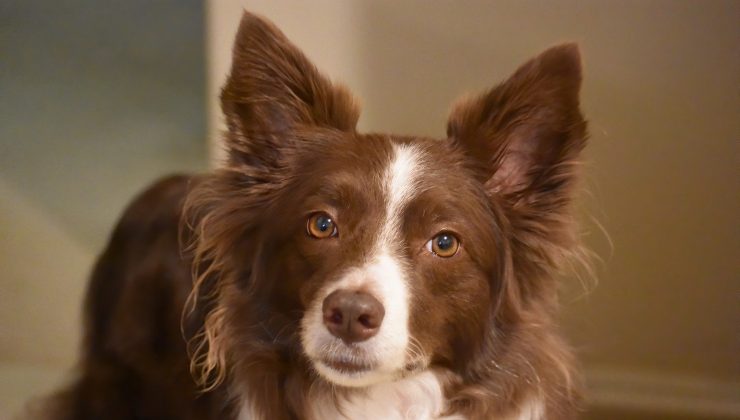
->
[425,232,460,257]
[307,213,338,238]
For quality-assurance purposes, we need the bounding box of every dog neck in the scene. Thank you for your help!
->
[236,369,448,420]
[235,368,544,420]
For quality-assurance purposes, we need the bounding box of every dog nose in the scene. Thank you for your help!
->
[322,290,385,343]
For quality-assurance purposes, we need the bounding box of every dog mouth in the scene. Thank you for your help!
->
[319,356,375,375]
[306,338,426,387]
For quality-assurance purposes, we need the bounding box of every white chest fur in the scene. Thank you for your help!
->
[237,370,460,420]
[310,370,456,420]
[236,370,544,420]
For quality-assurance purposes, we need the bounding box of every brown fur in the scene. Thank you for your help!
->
[40,11,588,420]
[36,175,230,420]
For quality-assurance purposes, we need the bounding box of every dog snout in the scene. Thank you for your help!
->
[322,290,385,343]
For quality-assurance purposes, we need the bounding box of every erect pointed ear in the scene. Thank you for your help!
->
[447,44,587,211]
[220,12,360,165]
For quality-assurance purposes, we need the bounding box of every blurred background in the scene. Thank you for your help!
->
[1,1,738,419]
[0,0,207,415]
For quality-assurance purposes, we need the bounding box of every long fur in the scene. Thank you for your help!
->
[38,11,589,420]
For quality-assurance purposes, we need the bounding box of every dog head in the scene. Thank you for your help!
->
[185,12,585,392]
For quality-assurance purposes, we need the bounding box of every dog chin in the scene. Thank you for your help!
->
[312,358,397,388]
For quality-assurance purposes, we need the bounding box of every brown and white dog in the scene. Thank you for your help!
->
[41,11,588,420]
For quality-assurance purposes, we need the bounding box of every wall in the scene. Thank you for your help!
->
[0,0,206,416]
[208,1,740,417]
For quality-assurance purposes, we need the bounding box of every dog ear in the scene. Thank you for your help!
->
[448,45,587,306]
[448,43,586,215]
[221,12,360,165]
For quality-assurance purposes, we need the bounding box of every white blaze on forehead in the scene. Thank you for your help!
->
[379,143,424,246]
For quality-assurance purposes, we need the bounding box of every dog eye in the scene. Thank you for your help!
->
[307,212,338,239]
[425,232,460,257]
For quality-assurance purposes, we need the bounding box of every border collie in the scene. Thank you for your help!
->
[40,11,588,420]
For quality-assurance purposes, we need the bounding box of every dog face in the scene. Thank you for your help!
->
[255,134,501,387]
[186,12,585,393]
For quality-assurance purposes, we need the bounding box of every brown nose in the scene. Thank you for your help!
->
[322,290,385,343]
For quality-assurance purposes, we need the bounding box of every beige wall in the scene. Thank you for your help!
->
[208,0,740,416]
